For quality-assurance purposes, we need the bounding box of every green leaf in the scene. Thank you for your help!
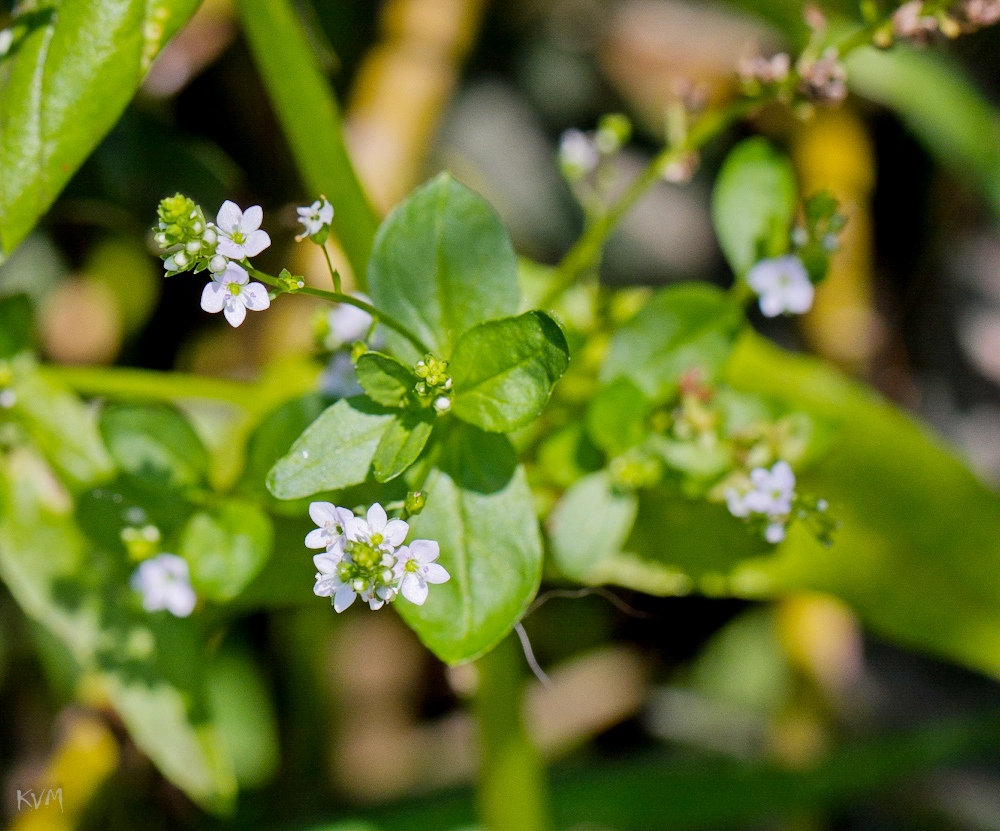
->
[0,294,34,358]
[235,0,379,279]
[450,311,570,433]
[266,397,395,500]
[99,402,209,490]
[356,352,418,408]
[0,449,236,812]
[711,137,798,277]
[9,355,113,490]
[0,0,202,261]
[601,284,745,401]
[179,501,274,601]
[373,410,435,483]
[240,393,331,500]
[585,378,651,456]
[395,424,543,664]
[368,173,521,362]
[549,471,638,580]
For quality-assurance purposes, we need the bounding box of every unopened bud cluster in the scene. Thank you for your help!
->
[154,194,219,276]
[414,355,453,413]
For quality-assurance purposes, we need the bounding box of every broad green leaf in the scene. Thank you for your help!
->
[450,311,570,433]
[549,471,638,580]
[368,174,521,362]
[240,393,330,500]
[0,449,236,812]
[395,425,543,665]
[847,47,1000,215]
[0,0,202,261]
[0,294,33,358]
[356,352,418,408]
[711,137,798,277]
[267,397,394,500]
[601,284,745,400]
[99,402,209,490]
[179,501,274,601]
[236,0,379,280]
[373,411,435,483]
[8,356,113,490]
[582,330,1000,681]
[585,378,651,456]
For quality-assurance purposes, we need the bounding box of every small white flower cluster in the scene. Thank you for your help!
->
[307,502,449,612]
[296,196,334,242]
[131,553,196,617]
[726,460,796,543]
[747,255,814,318]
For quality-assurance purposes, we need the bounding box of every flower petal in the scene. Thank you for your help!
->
[242,229,272,257]
[165,583,196,617]
[409,539,440,563]
[305,528,329,549]
[382,519,409,547]
[344,516,369,541]
[223,299,247,327]
[367,503,387,533]
[765,522,786,544]
[241,282,270,311]
[314,575,337,597]
[313,551,341,573]
[784,280,814,314]
[309,501,338,526]
[239,205,263,233]
[333,583,357,612]
[201,281,227,313]
[400,573,429,605]
[216,200,242,233]
[224,262,249,285]
[216,239,245,259]
[423,563,450,584]
[758,291,785,318]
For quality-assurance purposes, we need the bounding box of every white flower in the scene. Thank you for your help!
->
[764,521,787,544]
[345,503,409,551]
[747,255,814,318]
[296,197,334,241]
[131,554,196,617]
[306,502,354,550]
[312,545,355,612]
[325,293,374,349]
[394,540,450,606]
[559,129,599,180]
[215,200,271,259]
[743,460,796,517]
[201,262,270,327]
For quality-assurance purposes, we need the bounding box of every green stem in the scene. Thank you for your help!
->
[247,266,432,355]
[475,635,550,831]
[319,244,343,294]
[41,365,258,407]
[544,17,891,308]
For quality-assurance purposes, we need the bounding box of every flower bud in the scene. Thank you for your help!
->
[209,255,228,274]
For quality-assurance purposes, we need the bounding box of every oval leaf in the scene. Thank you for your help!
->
[549,471,638,580]
[367,173,521,361]
[395,425,543,664]
[99,402,208,490]
[355,352,418,408]
[450,311,570,433]
[711,137,798,278]
[179,500,274,601]
[266,396,394,500]
[601,284,744,401]
[0,0,202,260]
[373,410,435,483]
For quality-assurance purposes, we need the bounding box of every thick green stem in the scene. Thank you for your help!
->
[475,635,550,831]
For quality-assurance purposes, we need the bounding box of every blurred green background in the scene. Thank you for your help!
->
[5,1,1000,829]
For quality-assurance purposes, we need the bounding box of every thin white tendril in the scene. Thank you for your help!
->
[529,586,653,619]
[514,622,550,687]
